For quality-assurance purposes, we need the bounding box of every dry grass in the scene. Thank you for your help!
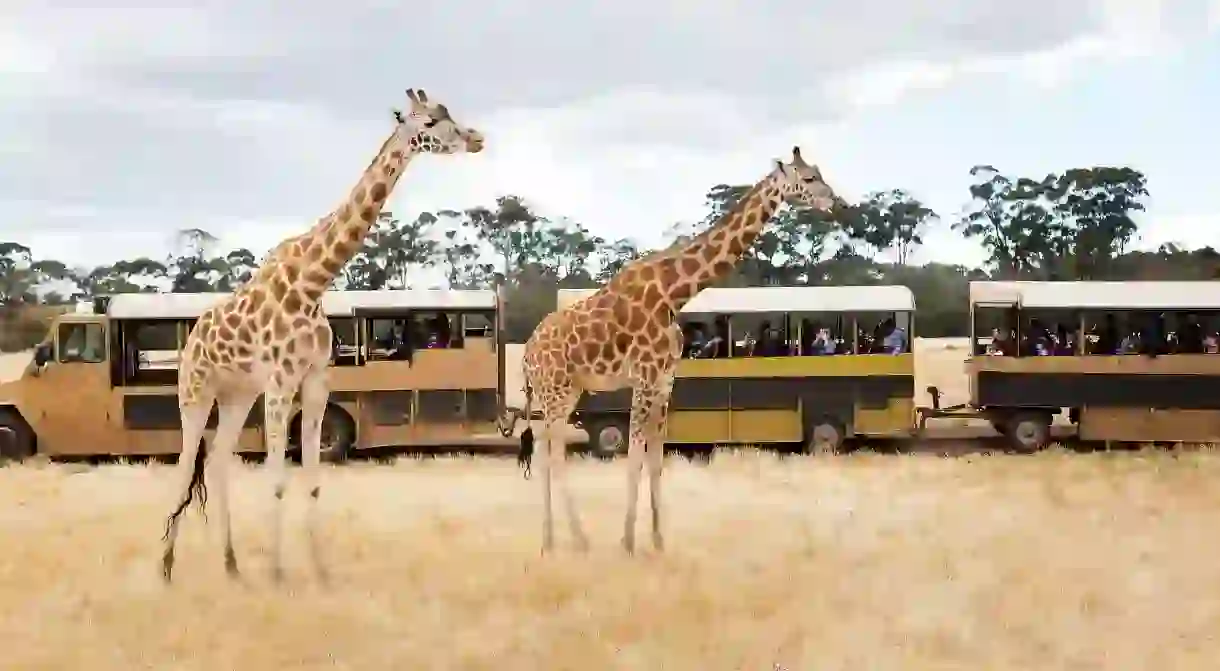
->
[3,451,1220,669]
[4,340,1220,668]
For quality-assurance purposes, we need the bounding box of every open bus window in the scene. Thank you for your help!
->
[121,320,181,384]
[329,317,359,365]
[794,313,851,356]
[57,323,106,363]
[726,312,789,357]
[462,312,493,340]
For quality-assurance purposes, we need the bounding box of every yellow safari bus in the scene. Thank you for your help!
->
[561,285,917,457]
[920,280,1220,452]
[0,289,507,462]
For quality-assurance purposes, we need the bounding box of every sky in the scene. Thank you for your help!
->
[1,1,1218,274]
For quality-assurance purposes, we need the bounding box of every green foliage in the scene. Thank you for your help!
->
[0,161,1197,349]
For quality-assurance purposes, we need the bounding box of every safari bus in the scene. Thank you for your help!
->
[0,289,508,462]
[557,286,917,457]
[919,280,1220,452]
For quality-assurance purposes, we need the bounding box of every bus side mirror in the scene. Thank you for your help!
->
[33,342,51,367]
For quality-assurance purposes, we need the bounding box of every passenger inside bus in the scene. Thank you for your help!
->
[983,311,1220,356]
[680,314,910,358]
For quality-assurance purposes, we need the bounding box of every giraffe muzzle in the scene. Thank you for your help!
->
[465,132,485,153]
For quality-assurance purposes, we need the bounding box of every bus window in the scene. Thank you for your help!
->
[58,322,106,363]
[329,317,359,366]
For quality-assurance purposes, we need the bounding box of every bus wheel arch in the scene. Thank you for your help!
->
[583,413,630,460]
[0,406,36,462]
[288,403,355,464]
[804,415,847,456]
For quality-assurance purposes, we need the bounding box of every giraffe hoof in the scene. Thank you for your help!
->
[652,534,665,552]
[621,537,636,555]
[161,552,175,583]
[224,549,240,578]
[271,566,285,585]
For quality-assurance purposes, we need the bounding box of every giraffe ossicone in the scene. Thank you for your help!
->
[518,144,842,555]
[160,88,485,585]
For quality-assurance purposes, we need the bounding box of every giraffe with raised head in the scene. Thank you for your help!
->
[161,88,485,584]
[519,147,843,554]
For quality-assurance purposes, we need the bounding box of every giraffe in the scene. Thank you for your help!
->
[160,88,485,584]
[519,146,843,554]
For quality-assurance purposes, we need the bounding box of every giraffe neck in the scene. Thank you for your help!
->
[643,172,785,312]
[254,131,423,302]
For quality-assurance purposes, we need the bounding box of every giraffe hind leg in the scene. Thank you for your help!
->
[210,392,259,580]
[162,394,214,583]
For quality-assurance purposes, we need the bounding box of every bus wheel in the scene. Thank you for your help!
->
[585,416,628,460]
[1005,412,1051,454]
[0,410,35,463]
[804,419,845,456]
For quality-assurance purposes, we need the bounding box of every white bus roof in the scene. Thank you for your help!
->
[558,286,915,314]
[105,289,497,320]
[683,286,915,314]
[970,281,1220,310]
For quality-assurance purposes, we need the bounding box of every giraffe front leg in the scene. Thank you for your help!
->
[536,419,555,555]
[298,367,331,585]
[622,395,650,555]
[263,389,292,584]
[646,393,673,552]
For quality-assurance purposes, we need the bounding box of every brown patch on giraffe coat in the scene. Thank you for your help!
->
[303,270,330,287]
[391,150,403,160]
[313,324,329,349]
[284,264,300,284]
[370,182,388,203]
[657,259,679,288]
[283,290,303,315]
[360,207,376,223]
[615,333,633,355]
[248,288,266,311]
[271,277,291,302]
[337,204,352,221]
[590,320,609,342]
[272,316,289,340]
[353,187,367,204]
[626,305,647,333]
[679,256,701,277]
[282,359,296,377]
[321,256,343,275]
[641,284,665,312]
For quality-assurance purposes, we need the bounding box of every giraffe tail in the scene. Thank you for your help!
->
[162,437,209,540]
[517,383,534,478]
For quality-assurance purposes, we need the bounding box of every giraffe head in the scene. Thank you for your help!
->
[392,88,485,155]
[771,146,843,212]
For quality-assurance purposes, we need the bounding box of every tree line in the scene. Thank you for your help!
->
[3,162,1217,350]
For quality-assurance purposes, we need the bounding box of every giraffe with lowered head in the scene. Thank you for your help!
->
[161,89,485,584]
[519,147,843,554]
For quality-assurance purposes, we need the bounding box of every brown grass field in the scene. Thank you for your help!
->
[2,340,1220,669]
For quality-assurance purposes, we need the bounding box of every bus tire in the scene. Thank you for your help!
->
[0,407,35,463]
[1005,412,1051,454]
[585,415,629,460]
[290,405,355,465]
[804,417,845,456]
